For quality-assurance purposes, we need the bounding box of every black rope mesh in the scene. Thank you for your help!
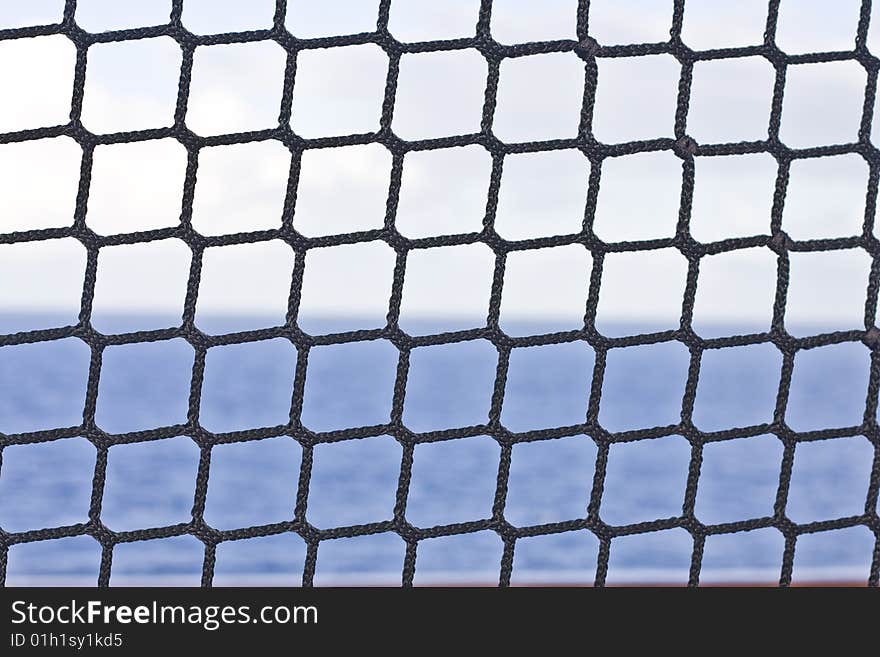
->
[0,0,879,588]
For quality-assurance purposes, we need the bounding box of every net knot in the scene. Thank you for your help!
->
[863,326,880,349]
[769,230,792,253]
[577,37,601,58]
[674,136,698,158]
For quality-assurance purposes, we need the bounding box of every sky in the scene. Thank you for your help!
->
[0,0,877,333]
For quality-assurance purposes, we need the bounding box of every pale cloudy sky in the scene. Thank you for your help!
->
[0,0,877,334]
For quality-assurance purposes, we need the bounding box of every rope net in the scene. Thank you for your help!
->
[1,0,879,587]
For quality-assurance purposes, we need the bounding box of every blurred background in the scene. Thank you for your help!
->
[0,0,877,585]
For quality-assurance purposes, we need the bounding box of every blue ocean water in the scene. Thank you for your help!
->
[0,315,877,586]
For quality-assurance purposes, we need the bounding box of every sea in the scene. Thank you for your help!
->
[0,315,877,586]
